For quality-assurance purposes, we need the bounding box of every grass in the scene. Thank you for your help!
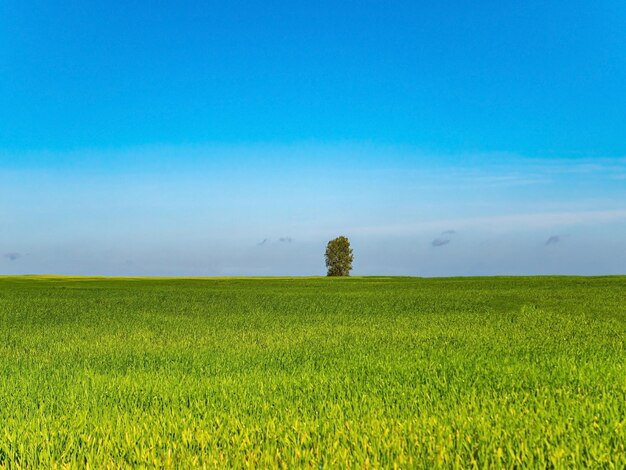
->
[0,275,624,468]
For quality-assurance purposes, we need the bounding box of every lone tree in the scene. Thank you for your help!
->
[325,236,354,276]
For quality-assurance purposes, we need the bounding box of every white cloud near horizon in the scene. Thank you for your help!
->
[347,209,626,238]
[2,143,626,275]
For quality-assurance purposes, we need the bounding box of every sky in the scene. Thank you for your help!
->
[1,1,625,276]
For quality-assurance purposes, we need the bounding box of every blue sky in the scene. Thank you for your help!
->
[1,1,625,275]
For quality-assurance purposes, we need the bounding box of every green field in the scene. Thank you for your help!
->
[0,276,624,468]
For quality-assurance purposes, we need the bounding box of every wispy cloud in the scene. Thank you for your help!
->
[431,238,450,247]
[351,209,626,237]
[545,235,561,246]
[545,234,569,246]
[525,158,626,176]
[430,156,626,191]
[3,252,21,261]
[456,174,550,188]
[257,237,293,246]
[431,229,457,247]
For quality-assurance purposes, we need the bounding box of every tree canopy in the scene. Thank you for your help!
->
[325,236,353,276]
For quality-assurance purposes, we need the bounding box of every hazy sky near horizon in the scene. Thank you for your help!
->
[2,1,626,276]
